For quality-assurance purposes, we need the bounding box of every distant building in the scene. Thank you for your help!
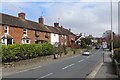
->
[102,30,111,38]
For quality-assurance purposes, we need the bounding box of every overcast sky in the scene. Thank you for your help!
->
[0,0,119,37]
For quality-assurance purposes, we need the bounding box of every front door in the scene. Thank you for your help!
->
[7,39,12,45]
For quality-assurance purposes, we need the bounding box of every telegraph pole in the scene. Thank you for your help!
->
[110,0,114,56]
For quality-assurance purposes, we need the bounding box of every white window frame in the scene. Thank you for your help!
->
[4,25,9,34]
[62,35,64,38]
[22,39,30,44]
[1,39,5,44]
[1,38,13,45]
[23,28,27,36]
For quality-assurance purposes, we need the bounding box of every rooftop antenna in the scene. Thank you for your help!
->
[58,18,60,23]
[41,10,44,16]
[21,8,23,12]
[19,7,24,12]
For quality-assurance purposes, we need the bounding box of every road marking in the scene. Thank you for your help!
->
[91,55,93,56]
[62,63,75,70]
[86,62,103,78]
[87,56,90,58]
[40,72,53,79]
[71,55,79,58]
[78,59,84,63]
[19,66,42,73]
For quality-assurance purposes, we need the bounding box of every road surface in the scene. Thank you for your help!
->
[2,49,104,80]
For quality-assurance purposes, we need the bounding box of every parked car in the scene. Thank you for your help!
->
[82,49,90,56]
[95,45,101,49]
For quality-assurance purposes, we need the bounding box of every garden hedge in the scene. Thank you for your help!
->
[2,43,53,62]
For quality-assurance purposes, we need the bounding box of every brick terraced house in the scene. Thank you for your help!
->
[0,12,76,47]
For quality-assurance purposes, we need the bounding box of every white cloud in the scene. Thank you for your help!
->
[1,1,118,37]
[43,2,118,37]
[1,0,119,2]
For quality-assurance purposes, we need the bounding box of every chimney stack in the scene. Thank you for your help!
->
[39,16,44,24]
[69,28,71,32]
[54,22,59,27]
[18,12,25,19]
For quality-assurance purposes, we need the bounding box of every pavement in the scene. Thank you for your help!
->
[95,51,118,79]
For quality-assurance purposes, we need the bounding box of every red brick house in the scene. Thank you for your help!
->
[0,12,76,47]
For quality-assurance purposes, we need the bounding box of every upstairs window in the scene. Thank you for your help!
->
[64,35,66,39]
[62,35,64,38]
[45,33,49,38]
[4,25,9,34]
[23,28,27,36]
[35,31,39,37]
[54,34,56,37]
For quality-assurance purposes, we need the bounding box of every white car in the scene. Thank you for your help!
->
[82,50,90,56]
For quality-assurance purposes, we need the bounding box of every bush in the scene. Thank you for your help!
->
[42,43,53,56]
[2,43,53,62]
[81,40,87,48]
[114,48,120,63]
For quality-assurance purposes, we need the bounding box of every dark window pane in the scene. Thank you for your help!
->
[26,40,29,43]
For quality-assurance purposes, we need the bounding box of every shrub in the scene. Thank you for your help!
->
[81,40,87,48]
[114,48,120,63]
[2,43,53,63]
[42,43,53,56]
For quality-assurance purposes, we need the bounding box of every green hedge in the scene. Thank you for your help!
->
[2,43,53,62]
[114,48,120,63]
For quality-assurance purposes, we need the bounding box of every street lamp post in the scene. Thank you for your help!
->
[110,0,114,56]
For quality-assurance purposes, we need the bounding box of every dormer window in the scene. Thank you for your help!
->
[23,28,27,36]
[4,25,9,34]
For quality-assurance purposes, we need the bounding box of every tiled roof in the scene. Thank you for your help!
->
[0,13,49,32]
[45,25,61,34]
[56,27,75,35]
[0,13,75,35]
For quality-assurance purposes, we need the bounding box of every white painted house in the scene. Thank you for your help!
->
[50,33,59,45]
[46,26,60,45]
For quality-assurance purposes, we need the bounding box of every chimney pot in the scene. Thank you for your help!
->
[18,12,25,19]
[69,28,71,32]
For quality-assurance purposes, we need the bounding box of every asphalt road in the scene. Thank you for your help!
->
[2,49,104,79]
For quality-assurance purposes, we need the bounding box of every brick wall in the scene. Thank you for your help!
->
[2,25,51,44]
[0,25,4,37]
[59,35,68,46]
[28,29,35,44]
[9,26,23,44]
[66,35,69,47]
[39,32,51,43]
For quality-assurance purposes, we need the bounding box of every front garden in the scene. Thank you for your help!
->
[2,43,53,63]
